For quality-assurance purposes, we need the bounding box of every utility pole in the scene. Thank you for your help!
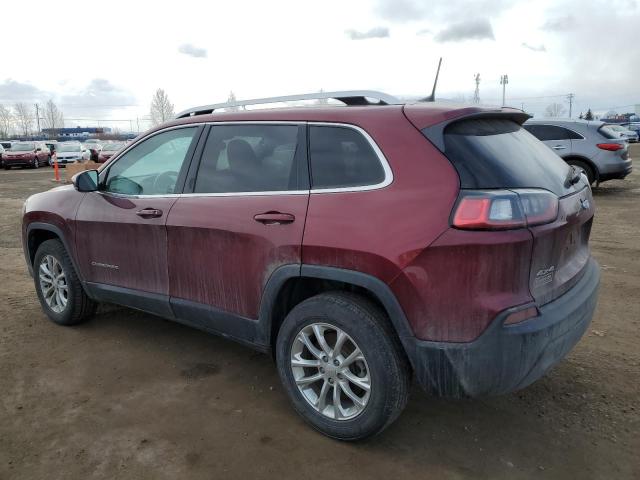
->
[567,93,575,118]
[473,73,481,104]
[500,75,509,106]
[34,103,41,136]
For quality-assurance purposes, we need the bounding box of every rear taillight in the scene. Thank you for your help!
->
[596,143,624,151]
[452,189,558,230]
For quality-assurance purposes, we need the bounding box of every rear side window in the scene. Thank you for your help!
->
[441,119,571,196]
[194,124,305,193]
[309,126,385,189]
[523,124,570,141]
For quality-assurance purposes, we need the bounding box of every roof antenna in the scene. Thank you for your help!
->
[421,57,442,102]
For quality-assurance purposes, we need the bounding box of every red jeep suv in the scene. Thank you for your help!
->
[22,91,600,440]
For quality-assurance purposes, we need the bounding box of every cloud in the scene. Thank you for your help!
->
[59,78,136,107]
[541,14,577,31]
[0,79,48,104]
[345,27,390,40]
[434,19,495,42]
[522,42,547,52]
[374,0,517,22]
[178,43,208,58]
[416,28,431,36]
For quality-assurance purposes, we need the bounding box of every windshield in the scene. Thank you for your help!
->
[607,125,625,132]
[58,144,82,152]
[103,143,124,151]
[12,142,35,151]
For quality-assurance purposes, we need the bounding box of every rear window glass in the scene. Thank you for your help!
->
[309,126,385,189]
[441,119,571,196]
[598,125,619,139]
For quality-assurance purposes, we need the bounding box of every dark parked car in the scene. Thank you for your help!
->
[22,91,600,440]
[3,141,50,169]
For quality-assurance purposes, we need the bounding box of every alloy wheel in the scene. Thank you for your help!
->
[290,322,371,420]
[39,255,68,313]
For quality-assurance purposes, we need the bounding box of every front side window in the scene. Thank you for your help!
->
[104,127,197,195]
[309,126,385,189]
[194,124,303,193]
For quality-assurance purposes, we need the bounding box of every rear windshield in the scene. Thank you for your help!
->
[439,119,571,196]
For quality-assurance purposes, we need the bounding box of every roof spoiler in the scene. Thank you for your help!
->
[420,110,531,152]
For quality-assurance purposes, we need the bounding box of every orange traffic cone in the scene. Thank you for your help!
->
[52,151,60,182]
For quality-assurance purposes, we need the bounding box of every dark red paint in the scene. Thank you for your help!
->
[22,102,596,346]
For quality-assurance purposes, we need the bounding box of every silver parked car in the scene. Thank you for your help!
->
[606,124,639,143]
[523,119,632,185]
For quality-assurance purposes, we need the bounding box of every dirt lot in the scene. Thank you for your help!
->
[1,152,639,480]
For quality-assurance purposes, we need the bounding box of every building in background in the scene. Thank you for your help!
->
[41,126,112,139]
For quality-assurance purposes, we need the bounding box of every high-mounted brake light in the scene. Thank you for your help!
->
[452,189,558,230]
[596,143,624,151]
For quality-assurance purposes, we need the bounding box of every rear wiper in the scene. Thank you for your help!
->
[565,166,582,187]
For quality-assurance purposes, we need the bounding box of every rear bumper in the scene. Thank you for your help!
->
[405,258,600,397]
[599,158,632,181]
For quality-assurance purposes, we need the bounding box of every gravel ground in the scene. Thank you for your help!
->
[1,150,639,480]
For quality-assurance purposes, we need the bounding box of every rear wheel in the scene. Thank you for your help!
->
[33,239,97,326]
[276,292,410,441]
[566,159,595,185]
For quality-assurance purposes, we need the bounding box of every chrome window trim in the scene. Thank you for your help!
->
[306,122,393,194]
[98,121,393,199]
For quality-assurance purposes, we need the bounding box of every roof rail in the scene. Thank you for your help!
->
[175,90,401,118]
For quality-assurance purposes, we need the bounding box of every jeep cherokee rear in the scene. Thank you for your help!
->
[22,91,600,440]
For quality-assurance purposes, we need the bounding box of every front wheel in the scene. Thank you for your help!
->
[276,292,411,441]
[32,156,39,169]
[33,239,97,326]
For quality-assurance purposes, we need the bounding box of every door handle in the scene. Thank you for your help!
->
[136,208,163,219]
[254,212,295,225]
[552,145,566,150]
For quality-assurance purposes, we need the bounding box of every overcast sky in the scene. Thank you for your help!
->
[1,0,638,130]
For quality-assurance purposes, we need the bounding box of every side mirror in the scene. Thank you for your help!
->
[73,169,99,192]
[36,147,42,151]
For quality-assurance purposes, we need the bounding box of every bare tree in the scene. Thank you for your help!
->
[42,100,65,137]
[149,89,175,126]
[544,103,567,118]
[14,103,34,136]
[0,105,13,138]
[225,91,240,112]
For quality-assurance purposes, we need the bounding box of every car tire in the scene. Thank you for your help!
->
[33,239,97,326]
[276,292,411,441]
[32,156,39,169]
[3,165,9,170]
[566,159,595,185]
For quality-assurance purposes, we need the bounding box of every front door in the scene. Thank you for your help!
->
[75,126,202,298]
[166,123,309,322]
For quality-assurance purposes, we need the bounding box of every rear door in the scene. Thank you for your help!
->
[166,123,309,321]
[523,124,572,156]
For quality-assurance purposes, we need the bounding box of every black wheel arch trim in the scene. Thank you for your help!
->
[563,155,600,181]
[256,264,416,346]
[25,222,81,280]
